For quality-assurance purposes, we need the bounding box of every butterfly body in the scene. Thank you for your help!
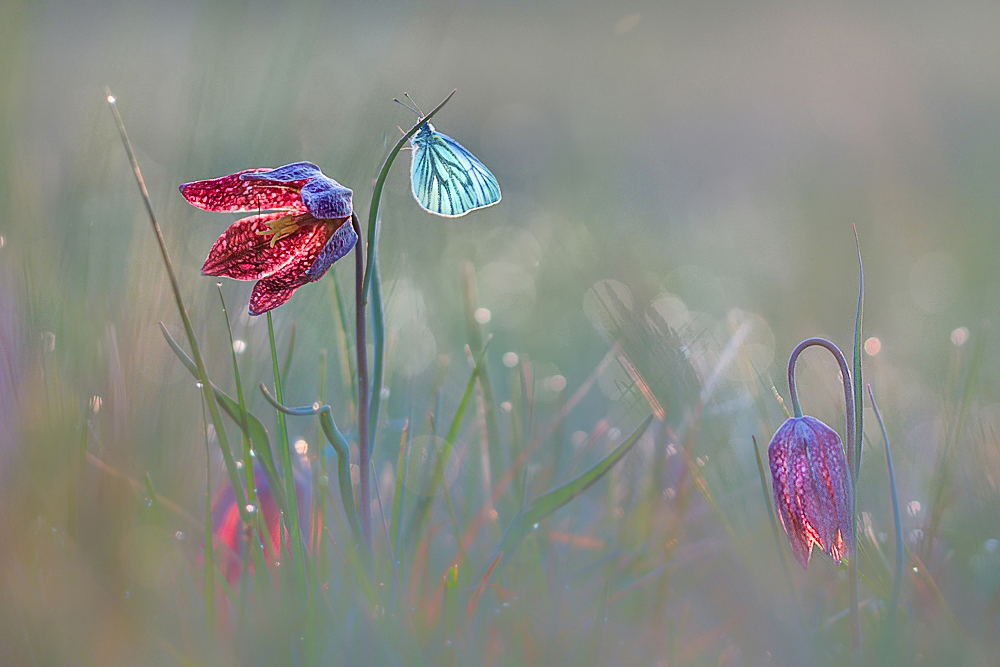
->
[409,121,501,217]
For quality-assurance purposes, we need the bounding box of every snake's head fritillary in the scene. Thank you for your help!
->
[179,162,355,315]
[768,416,853,569]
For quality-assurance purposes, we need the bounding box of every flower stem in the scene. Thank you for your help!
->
[786,336,861,664]
[354,91,458,560]
[352,212,372,557]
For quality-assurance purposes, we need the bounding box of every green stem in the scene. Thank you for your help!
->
[869,384,902,661]
[355,90,457,557]
[259,384,365,554]
[786,336,861,664]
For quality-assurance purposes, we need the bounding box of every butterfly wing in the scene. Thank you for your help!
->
[410,126,501,217]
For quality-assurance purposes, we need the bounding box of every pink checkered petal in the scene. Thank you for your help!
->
[180,168,308,213]
[201,213,327,281]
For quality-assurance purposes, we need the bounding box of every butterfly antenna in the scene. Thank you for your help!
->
[404,92,426,118]
[394,95,422,118]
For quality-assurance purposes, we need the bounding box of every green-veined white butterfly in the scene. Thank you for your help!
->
[397,95,501,218]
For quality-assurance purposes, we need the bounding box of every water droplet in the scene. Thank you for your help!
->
[500,401,512,412]
[246,504,256,513]
[249,449,257,458]
[232,339,246,354]
[907,500,921,516]
[532,522,540,531]
[195,381,204,389]
[175,531,185,540]
[380,388,390,399]
[294,439,308,455]
[312,402,321,411]
[0,235,5,248]
[236,460,244,469]
[106,95,116,104]
[474,307,491,324]
[502,352,519,368]
[864,337,882,356]
[216,282,222,288]
[543,374,566,392]
[951,327,970,347]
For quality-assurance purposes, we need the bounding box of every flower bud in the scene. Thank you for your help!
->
[768,416,853,569]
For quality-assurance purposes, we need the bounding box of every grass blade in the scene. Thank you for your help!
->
[492,414,654,569]
[869,384,903,662]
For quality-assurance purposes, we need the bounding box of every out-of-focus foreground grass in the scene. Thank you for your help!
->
[2,1,1000,665]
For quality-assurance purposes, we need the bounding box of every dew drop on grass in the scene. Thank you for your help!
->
[951,327,969,346]
[175,531,185,540]
[246,504,256,513]
[532,522,540,530]
[249,449,256,458]
[0,235,5,248]
[233,339,247,354]
[195,381,204,389]
[236,460,244,469]
[312,402,321,411]
[502,352,519,368]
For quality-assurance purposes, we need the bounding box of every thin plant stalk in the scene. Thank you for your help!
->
[356,91,457,555]
[352,212,372,555]
[869,384,903,661]
[786,337,861,664]
[267,312,307,596]
[852,226,865,482]
[105,90,268,579]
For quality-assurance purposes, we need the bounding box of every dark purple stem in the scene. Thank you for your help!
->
[352,213,372,555]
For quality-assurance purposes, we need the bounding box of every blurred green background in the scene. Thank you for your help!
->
[2,0,1000,665]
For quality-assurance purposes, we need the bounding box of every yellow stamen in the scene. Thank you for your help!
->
[255,215,301,247]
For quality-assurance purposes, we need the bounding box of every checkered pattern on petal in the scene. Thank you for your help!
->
[180,169,308,213]
[201,213,328,281]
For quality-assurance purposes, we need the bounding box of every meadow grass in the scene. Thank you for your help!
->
[3,4,1000,666]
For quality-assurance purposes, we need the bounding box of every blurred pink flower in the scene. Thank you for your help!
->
[211,463,316,586]
[180,162,355,315]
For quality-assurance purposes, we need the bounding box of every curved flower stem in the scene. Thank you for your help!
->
[786,336,861,665]
[354,90,457,558]
[259,384,365,553]
[361,90,456,300]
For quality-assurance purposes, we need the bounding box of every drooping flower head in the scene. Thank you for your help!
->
[180,162,355,315]
[768,415,853,569]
